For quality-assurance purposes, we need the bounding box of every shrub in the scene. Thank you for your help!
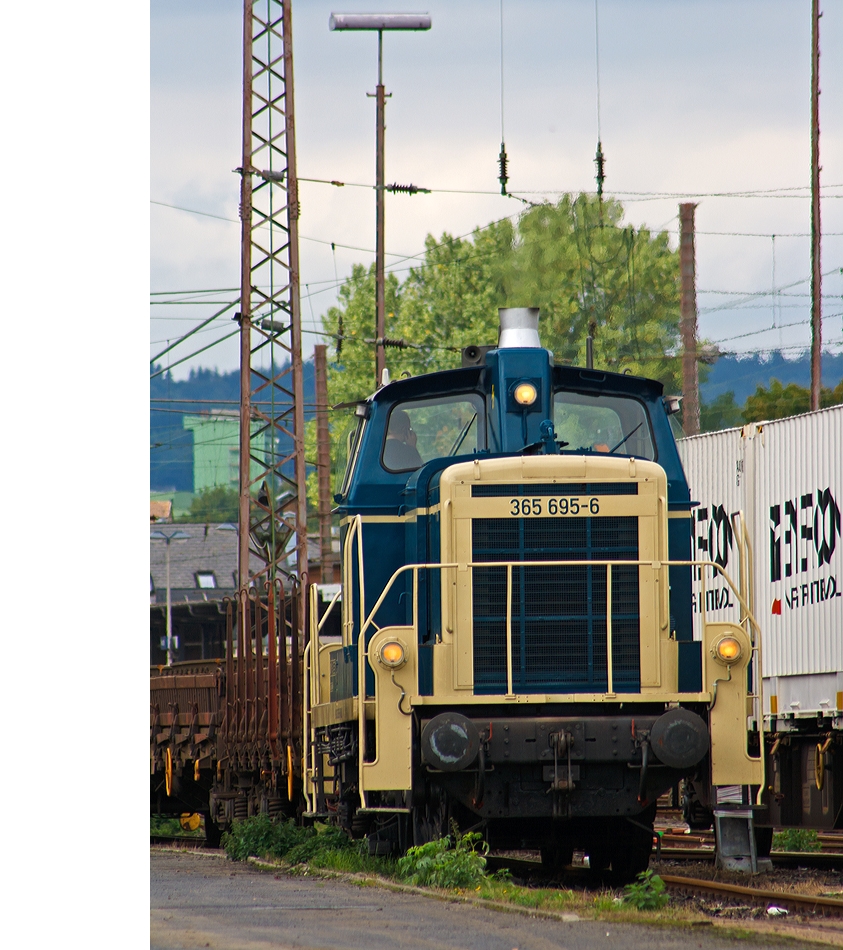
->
[771,828,821,853]
[622,870,669,910]
[397,830,489,889]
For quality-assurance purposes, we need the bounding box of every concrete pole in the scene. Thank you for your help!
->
[375,30,386,388]
[679,203,700,435]
[810,0,822,411]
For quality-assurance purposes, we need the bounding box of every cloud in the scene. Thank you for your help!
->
[152,0,843,377]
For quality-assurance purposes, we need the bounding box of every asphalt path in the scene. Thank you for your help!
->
[151,850,786,950]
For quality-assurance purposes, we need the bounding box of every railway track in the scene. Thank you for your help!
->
[655,848,843,871]
[660,874,843,918]
[151,834,214,849]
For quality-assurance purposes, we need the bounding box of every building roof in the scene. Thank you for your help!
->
[150,500,173,523]
[150,524,328,604]
[150,523,246,602]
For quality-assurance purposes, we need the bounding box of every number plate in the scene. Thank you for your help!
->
[508,496,601,516]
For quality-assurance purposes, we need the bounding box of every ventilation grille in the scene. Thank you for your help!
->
[471,514,640,694]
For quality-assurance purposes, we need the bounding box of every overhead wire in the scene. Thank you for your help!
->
[152,191,842,376]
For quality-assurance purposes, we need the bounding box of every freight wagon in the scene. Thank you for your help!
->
[678,405,842,832]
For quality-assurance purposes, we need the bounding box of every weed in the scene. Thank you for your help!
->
[221,815,358,863]
[151,815,204,838]
[397,830,489,889]
[771,828,821,853]
[622,870,670,911]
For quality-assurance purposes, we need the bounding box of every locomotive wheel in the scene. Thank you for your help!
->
[412,787,450,846]
[609,811,655,884]
[586,807,655,884]
[540,843,574,871]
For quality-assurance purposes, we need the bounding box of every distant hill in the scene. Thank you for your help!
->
[151,362,316,493]
[151,349,842,491]
[700,351,843,404]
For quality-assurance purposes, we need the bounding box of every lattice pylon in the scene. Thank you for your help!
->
[237,0,308,590]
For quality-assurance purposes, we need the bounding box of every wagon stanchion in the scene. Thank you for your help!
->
[266,580,279,762]
[291,577,303,773]
[247,587,259,744]
[253,587,266,749]
[223,597,234,751]
[278,579,290,755]
[237,588,248,744]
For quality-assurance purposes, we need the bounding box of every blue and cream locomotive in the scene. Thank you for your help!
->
[303,308,764,879]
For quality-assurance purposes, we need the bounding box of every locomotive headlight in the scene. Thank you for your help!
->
[377,640,406,669]
[513,382,538,406]
[713,636,742,664]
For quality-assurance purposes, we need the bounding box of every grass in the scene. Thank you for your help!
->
[220,815,699,923]
[151,815,204,838]
[772,828,822,853]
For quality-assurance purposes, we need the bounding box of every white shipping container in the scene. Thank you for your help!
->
[678,405,843,722]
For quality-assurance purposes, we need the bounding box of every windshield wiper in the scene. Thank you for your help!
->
[448,413,477,456]
[609,422,643,454]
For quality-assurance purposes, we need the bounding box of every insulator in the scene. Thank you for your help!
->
[594,140,606,200]
[380,337,409,349]
[498,142,509,196]
[386,183,429,195]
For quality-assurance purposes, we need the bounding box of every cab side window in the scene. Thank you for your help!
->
[382,394,485,473]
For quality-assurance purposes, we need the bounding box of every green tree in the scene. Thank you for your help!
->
[507,196,685,391]
[180,485,239,523]
[319,195,693,488]
[323,196,687,403]
[700,391,743,432]
[742,378,843,422]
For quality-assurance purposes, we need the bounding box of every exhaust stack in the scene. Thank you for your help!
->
[498,308,540,348]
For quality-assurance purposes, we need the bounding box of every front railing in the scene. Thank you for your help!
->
[304,512,765,812]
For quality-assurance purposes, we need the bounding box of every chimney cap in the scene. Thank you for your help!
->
[498,308,540,348]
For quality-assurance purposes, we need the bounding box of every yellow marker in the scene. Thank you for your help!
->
[180,813,201,832]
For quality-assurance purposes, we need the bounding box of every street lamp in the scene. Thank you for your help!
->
[329,12,431,388]
[151,529,189,665]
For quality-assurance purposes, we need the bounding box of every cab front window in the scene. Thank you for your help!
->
[382,394,485,473]
[553,390,655,460]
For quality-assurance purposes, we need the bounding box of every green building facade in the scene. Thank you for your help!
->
[183,411,270,493]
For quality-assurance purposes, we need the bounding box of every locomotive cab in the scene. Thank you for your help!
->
[305,308,763,878]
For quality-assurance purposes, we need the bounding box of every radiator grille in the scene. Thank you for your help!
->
[471,507,640,694]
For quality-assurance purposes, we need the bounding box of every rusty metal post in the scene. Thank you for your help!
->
[238,0,255,590]
[375,30,386,388]
[810,0,822,411]
[679,203,700,435]
[315,344,333,581]
[283,0,310,589]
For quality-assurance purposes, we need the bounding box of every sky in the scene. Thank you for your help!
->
[151,0,843,380]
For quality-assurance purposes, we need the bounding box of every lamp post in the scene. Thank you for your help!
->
[151,530,189,665]
[329,13,431,388]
